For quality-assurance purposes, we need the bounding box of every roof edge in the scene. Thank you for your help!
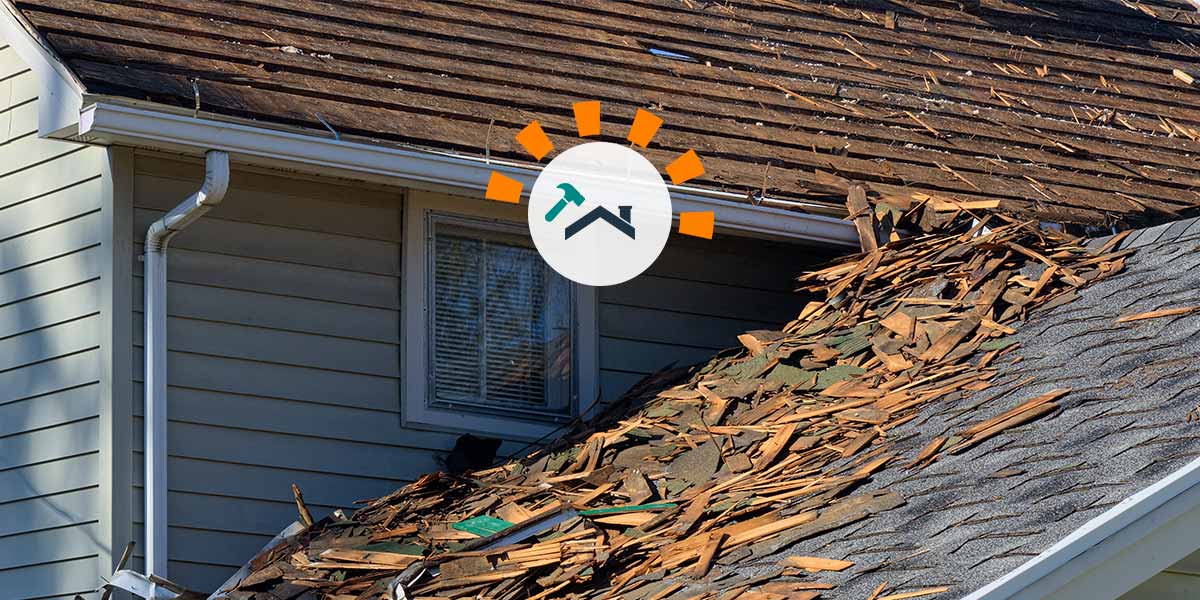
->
[966,454,1200,600]
[0,0,84,136]
[77,101,859,246]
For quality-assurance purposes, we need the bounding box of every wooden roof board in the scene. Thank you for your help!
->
[15,0,1200,224]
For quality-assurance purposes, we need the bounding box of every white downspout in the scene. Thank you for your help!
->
[144,150,230,590]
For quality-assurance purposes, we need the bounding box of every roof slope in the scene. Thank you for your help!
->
[13,0,1200,224]
[201,208,1200,600]
[752,217,1200,597]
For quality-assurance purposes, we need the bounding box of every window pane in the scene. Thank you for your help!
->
[432,234,483,402]
[429,217,573,420]
[484,243,546,407]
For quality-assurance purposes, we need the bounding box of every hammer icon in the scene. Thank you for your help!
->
[545,182,585,222]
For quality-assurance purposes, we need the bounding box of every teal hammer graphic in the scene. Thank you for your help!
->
[545,182,585,222]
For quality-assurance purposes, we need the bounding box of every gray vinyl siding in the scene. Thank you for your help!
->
[126,156,429,592]
[0,44,108,599]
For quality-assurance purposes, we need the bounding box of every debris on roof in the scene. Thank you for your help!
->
[210,204,1131,600]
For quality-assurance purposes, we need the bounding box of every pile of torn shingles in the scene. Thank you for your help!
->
[215,208,1134,600]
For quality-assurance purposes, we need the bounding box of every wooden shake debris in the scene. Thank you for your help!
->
[1116,305,1200,323]
[215,209,1127,600]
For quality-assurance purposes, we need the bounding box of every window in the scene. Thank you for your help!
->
[403,192,597,440]
[428,216,573,421]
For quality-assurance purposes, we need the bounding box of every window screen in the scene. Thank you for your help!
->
[428,216,573,421]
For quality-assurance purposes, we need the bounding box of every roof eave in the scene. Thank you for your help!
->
[966,454,1200,600]
[76,100,859,246]
[1,0,85,137]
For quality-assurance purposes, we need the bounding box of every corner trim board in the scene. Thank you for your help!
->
[98,145,135,595]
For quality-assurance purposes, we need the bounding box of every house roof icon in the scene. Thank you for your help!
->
[564,205,635,240]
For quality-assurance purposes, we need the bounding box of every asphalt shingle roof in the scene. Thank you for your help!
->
[718,217,1200,598]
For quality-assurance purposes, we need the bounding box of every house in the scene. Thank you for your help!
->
[1,1,1199,598]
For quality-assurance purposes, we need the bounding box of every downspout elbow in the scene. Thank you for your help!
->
[145,150,230,251]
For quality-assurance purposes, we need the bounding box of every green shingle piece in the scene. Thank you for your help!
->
[767,363,816,387]
[452,515,514,537]
[979,338,1017,351]
[815,364,867,390]
[578,502,677,516]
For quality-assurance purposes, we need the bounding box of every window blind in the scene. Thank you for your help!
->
[430,219,573,419]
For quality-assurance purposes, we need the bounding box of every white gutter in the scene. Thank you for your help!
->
[143,150,230,592]
[965,454,1200,600]
[75,102,859,247]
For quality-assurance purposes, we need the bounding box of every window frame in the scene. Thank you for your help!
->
[402,190,599,441]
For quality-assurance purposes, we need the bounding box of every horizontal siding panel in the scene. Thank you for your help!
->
[0,350,99,406]
[600,369,649,402]
[131,420,439,482]
[0,453,98,504]
[131,348,399,412]
[0,280,100,339]
[0,417,99,470]
[164,560,241,595]
[0,488,97,537]
[135,169,401,241]
[0,99,39,146]
[599,304,768,350]
[646,237,816,291]
[0,523,99,571]
[131,524,271,568]
[132,278,399,343]
[133,247,400,309]
[0,176,102,241]
[0,46,29,78]
[0,212,101,272]
[133,208,400,275]
[601,275,799,322]
[0,316,100,372]
[0,132,91,179]
[599,337,714,375]
[0,69,38,111]
[130,385,478,453]
[0,555,98,600]
[132,316,399,378]
[0,384,98,438]
[132,490,339,537]
[0,146,100,211]
[132,455,403,508]
[0,247,101,307]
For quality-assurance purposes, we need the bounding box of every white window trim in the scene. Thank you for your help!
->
[402,190,599,442]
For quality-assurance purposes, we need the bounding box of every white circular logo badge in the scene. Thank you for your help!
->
[527,142,672,287]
